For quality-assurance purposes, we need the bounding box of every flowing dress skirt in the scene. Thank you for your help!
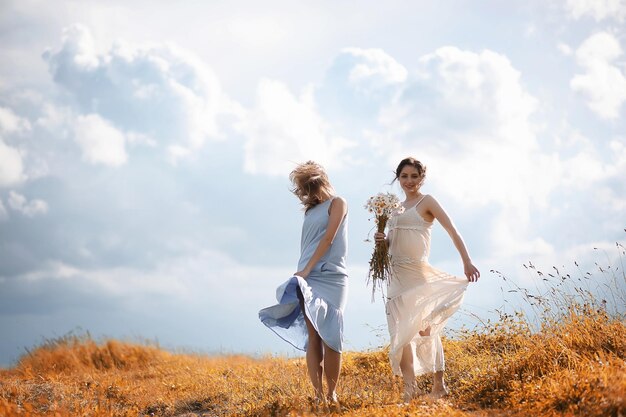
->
[386,260,468,376]
[259,272,348,353]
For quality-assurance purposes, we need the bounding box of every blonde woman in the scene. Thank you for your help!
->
[375,157,479,402]
[259,161,348,408]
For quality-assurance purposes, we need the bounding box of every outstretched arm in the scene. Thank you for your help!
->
[294,197,348,279]
[427,196,480,282]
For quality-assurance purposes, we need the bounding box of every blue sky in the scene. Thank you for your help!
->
[1,0,625,366]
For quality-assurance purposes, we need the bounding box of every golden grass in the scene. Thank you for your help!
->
[1,244,625,416]
[2,308,624,416]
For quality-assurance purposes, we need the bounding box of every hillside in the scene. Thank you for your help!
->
[1,248,625,416]
[1,306,624,416]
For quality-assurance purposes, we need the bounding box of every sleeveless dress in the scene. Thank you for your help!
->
[259,198,349,353]
[386,195,468,376]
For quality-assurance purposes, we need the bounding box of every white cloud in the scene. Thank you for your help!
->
[226,15,289,48]
[166,144,192,166]
[0,139,24,187]
[557,42,573,56]
[358,46,577,259]
[552,129,626,199]
[74,114,128,166]
[0,0,625,365]
[0,199,8,221]
[365,45,624,257]
[565,0,626,21]
[35,103,73,137]
[600,138,626,211]
[8,191,48,217]
[490,214,555,259]
[534,126,626,245]
[11,248,290,305]
[0,107,31,134]
[43,24,230,156]
[571,32,626,120]
[378,47,542,203]
[238,79,354,176]
[524,23,538,38]
[316,48,409,126]
[0,107,29,187]
[343,47,408,94]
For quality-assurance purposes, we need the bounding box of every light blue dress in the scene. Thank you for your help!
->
[259,198,349,353]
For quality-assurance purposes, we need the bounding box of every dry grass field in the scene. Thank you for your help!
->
[1,244,625,417]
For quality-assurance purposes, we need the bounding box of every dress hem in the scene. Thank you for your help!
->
[259,275,344,354]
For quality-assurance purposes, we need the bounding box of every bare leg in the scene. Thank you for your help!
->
[429,332,448,399]
[303,312,324,400]
[298,292,324,401]
[430,370,448,398]
[322,341,341,403]
[399,344,417,402]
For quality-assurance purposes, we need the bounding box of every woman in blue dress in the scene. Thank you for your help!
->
[259,161,348,408]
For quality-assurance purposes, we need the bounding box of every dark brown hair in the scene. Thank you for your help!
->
[393,157,427,188]
[289,161,335,211]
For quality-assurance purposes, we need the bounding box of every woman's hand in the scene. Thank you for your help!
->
[374,232,386,243]
[294,269,310,279]
[464,262,480,282]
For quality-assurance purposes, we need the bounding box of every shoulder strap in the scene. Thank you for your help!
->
[414,194,427,208]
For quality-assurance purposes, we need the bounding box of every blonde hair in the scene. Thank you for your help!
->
[289,161,334,211]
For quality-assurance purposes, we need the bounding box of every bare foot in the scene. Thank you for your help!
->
[429,385,449,400]
[402,382,422,403]
[327,392,341,412]
[418,326,431,337]
[308,396,323,412]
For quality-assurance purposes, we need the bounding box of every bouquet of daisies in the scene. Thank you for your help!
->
[364,192,403,298]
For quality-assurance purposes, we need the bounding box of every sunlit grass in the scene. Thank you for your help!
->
[1,238,624,416]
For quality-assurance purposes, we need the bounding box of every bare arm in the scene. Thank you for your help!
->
[295,197,348,279]
[425,196,480,282]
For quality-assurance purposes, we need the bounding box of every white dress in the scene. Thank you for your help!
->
[386,196,468,376]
